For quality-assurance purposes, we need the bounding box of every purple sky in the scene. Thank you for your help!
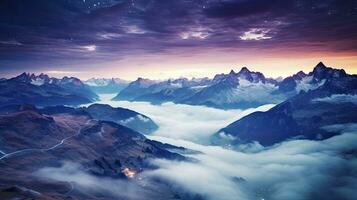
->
[0,0,357,80]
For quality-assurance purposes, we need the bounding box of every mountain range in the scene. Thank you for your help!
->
[0,73,98,107]
[112,62,339,109]
[1,62,355,147]
[212,62,357,146]
[0,62,356,199]
[1,62,344,110]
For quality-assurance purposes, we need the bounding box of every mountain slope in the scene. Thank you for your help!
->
[37,103,159,134]
[0,107,184,200]
[84,104,158,134]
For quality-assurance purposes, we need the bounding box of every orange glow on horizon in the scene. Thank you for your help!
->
[12,48,357,81]
[68,53,357,81]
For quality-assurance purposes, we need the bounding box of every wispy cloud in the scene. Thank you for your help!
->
[240,28,272,41]
[312,94,357,104]
[0,40,22,46]
[81,45,97,52]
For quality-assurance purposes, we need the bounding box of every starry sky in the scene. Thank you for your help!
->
[0,0,357,80]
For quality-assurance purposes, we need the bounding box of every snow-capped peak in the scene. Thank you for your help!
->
[84,78,129,86]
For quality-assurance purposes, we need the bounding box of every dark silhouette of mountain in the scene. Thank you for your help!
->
[32,103,159,134]
[0,103,158,135]
[85,104,158,134]
[0,73,98,107]
[212,63,357,146]
[0,107,184,200]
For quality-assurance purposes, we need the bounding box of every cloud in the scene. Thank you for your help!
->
[295,75,326,92]
[180,27,211,40]
[312,94,357,104]
[46,70,83,75]
[35,162,146,199]
[0,40,22,46]
[321,123,357,133]
[94,94,274,143]
[146,130,357,200]
[82,45,97,52]
[240,28,272,41]
[124,25,147,34]
[78,96,357,200]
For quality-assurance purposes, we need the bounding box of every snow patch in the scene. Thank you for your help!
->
[30,78,45,86]
[295,76,325,92]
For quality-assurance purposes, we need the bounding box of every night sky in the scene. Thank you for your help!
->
[1,0,357,79]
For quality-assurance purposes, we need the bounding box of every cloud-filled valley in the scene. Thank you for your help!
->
[144,131,357,200]
[47,94,355,200]
[95,94,275,143]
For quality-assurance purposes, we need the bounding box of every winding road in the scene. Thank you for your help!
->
[0,119,93,161]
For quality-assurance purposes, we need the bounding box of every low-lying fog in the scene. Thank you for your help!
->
[95,94,275,143]
[38,94,357,200]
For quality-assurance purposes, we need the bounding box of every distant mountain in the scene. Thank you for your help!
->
[84,78,129,94]
[0,106,184,199]
[112,67,285,108]
[212,62,357,146]
[0,73,98,107]
[277,62,347,95]
[131,78,210,104]
[112,77,213,103]
[112,62,352,109]
[181,67,283,109]
[112,77,158,101]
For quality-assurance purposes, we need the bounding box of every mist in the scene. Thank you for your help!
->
[69,95,357,199]
[146,130,357,200]
[92,94,274,143]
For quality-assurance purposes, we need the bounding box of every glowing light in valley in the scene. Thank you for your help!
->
[240,28,272,41]
[122,167,136,178]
